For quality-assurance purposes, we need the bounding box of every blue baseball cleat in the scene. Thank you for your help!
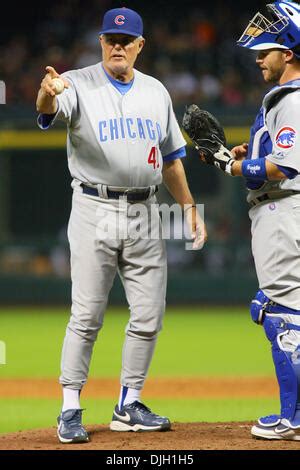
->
[57,409,89,443]
[110,401,171,432]
[251,414,300,441]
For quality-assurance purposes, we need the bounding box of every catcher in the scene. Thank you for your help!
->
[183,0,300,441]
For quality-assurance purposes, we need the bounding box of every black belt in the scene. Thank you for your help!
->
[249,190,300,207]
[81,184,157,201]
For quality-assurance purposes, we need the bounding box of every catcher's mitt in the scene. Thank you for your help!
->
[182,104,226,161]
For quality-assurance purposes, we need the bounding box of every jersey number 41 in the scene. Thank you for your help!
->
[148,147,159,169]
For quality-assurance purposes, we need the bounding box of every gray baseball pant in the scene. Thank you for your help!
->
[59,188,167,390]
[249,194,300,310]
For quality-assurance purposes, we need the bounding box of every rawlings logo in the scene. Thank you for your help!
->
[275,127,296,149]
[115,15,125,25]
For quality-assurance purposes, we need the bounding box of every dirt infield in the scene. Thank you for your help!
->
[0,376,279,398]
[1,376,294,450]
[1,423,300,450]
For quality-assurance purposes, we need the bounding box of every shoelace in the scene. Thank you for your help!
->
[64,409,83,428]
[128,401,156,416]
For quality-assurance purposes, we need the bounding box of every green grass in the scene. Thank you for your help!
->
[0,307,277,434]
[0,306,273,378]
[0,398,280,434]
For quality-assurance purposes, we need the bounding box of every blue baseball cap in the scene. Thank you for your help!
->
[99,7,143,37]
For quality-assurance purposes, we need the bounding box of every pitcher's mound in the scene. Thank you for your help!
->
[0,422,300,450]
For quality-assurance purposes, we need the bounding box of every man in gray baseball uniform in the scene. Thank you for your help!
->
[36,7,206,443]
[192,1,300,441]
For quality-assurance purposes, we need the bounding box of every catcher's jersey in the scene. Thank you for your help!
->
[246,79,300,203]
[37,62,186,187]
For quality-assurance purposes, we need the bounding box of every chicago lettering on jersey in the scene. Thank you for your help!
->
[99,117,162,142]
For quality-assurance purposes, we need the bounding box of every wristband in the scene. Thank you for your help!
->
[241,158,267,180]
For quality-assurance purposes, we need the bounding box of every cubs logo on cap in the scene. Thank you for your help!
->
[99,7,143,37]
[275,126,296,149]
[115,15,125,26]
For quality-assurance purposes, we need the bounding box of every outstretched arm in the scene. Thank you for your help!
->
[36,66,69,114]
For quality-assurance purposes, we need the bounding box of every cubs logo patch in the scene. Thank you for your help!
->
[275,126,296,149]
[115,15,125,25]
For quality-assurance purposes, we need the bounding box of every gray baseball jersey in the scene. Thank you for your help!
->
[38,62,186,187]
[247,81,300,203]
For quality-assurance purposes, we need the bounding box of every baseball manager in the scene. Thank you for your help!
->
[36,7,206,443]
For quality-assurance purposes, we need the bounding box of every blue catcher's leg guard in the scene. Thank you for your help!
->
[263,315,300,428]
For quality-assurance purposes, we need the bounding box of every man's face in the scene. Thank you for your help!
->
[100,34,145,76]
[256,49,287,83]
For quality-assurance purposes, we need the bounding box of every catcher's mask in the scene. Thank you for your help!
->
[237,1,300,58]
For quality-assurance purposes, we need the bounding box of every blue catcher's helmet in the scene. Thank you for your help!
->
[237,1,300,57]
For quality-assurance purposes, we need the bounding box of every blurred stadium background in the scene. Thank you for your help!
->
[0,0,281,437]
[0,0,272,305]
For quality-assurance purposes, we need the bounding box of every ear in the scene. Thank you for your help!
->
[284,49,294,63]
[137,38,145,55]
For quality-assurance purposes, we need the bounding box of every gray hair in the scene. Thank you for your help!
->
[100,34,144,41]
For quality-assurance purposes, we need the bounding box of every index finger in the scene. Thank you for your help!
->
[45,66,60,78]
